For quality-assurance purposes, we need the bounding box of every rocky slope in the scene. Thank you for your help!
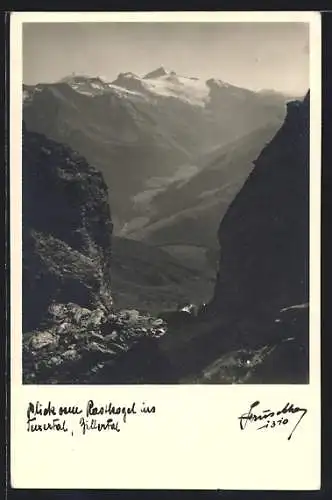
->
[110,236,215,314]
[22,126,171,383]
[22,126,210,384]
[23,123,114,332]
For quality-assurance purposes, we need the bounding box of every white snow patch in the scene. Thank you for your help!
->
[142,75,210,106]
[107,83,146,99]
[90,82,104,90]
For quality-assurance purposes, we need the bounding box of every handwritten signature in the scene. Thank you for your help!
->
[238,401,307,440]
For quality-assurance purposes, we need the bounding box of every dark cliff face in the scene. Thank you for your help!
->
[156,92,310,384]
[212,92,309,324]
[23,125,113,332]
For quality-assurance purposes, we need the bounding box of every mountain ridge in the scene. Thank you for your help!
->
[23,69,288,233]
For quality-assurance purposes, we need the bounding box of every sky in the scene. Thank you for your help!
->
[23,22,309,95]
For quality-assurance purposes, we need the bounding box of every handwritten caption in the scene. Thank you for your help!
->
[26,400,156,436]
[238,401,308,440]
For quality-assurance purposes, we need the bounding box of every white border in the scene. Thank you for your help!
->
[10,12,321,490]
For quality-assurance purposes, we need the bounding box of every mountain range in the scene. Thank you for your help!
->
[23,68,295,291]
[22,68,309,384]
[23,68,290,232]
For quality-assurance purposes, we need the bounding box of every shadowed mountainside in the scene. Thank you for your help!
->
[125,120,282,249]
[212,92,309,320]
[153,92,310,384]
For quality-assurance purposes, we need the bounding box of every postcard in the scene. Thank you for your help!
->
[10,11,321,490]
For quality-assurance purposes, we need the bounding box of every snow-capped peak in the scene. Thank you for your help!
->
[116,72,140,80]
[110,68,211,106]
[206,78,231,88]
[54,70,241,107]
[59,74,90,84]
[56,74,112,96]
[143,67,176,79]
[141,70,210,107]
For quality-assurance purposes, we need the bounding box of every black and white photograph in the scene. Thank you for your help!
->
[10,12,322,491]
[21,19,311,385]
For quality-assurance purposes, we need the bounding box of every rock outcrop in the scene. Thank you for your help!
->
[158,92,310,384]
[22,126,170,384]
[212,92,309,326]
[22,124,113,333]
[23,303,168,384]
